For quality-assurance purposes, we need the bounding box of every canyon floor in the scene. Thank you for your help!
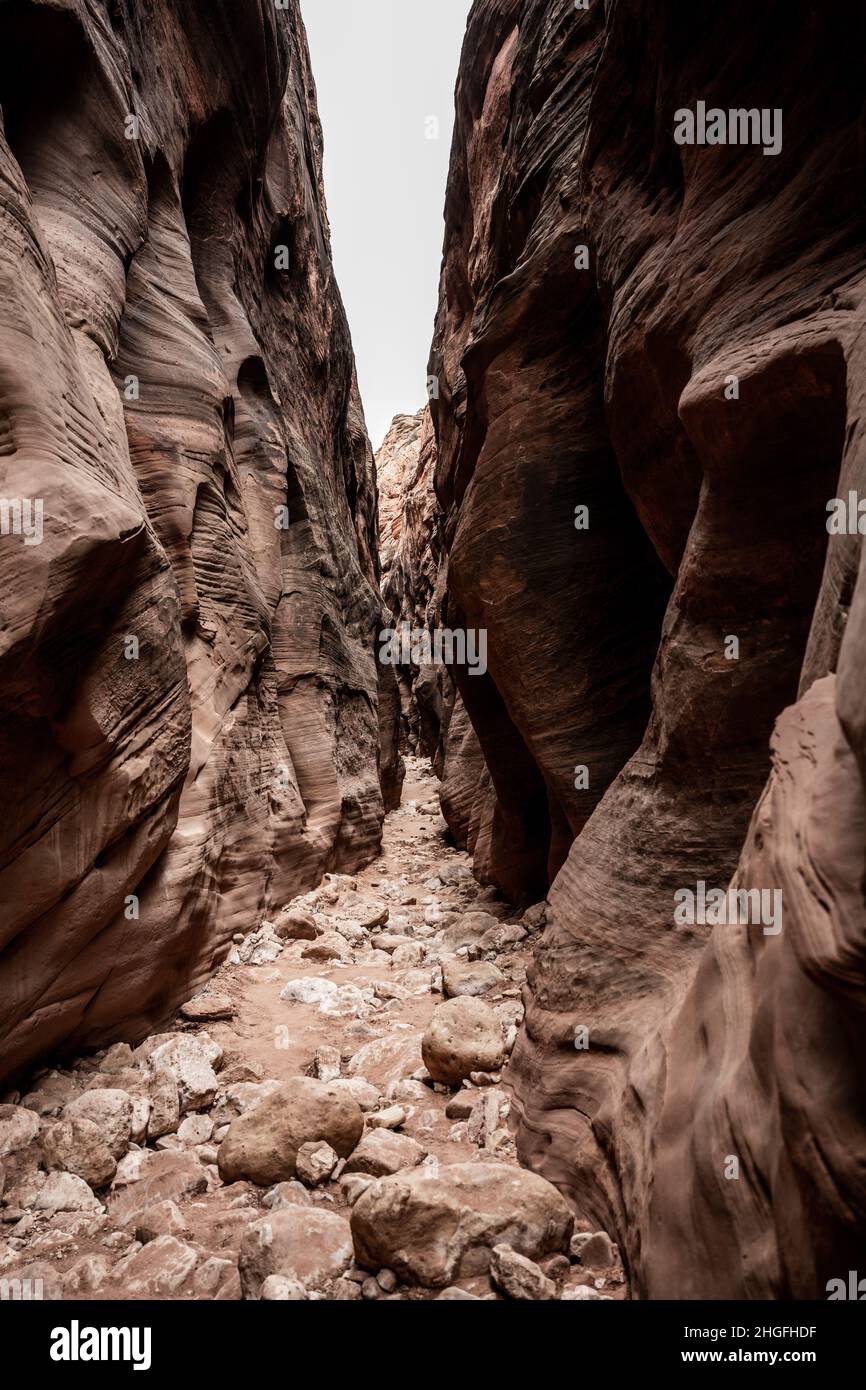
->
[0,758,625,1302]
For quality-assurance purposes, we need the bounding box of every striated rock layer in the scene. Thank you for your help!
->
[376,406,448,762]
[431,0,866,1296]
[0,0,399,1082]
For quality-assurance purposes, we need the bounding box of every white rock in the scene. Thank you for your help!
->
[65,1090,133,1160]
[261,1274,308,1301]
[148,1038,218,1114]
[0,1105,40,1156]
[280,977,339,1008]
[178,1114,214,1146]
[339,1173,375,1206]
[489,1243,556,1300]
[193,1257,234,1296]
[313,1045,342,1083]
[34,1172,103,1214]
[129,1094,151,1144]
[264,1181,312,1210]
[295,1141,339,1187]
[239,1208,353,1297]
[367,1106,406,1131]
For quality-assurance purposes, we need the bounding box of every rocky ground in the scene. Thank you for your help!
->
[0,759,624,1302]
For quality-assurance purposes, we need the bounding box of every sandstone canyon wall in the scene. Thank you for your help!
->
[377,407,445,759]
[0,0,399,1083]
[376,407,495,867]
[430,0,866,1296]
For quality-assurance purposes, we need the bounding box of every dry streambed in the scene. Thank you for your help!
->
[0,761,624,1302]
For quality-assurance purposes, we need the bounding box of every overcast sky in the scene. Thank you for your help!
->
[301,0,472,451]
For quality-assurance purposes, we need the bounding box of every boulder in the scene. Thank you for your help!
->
[41,1117,116,1188]
[343,1129,427,1178]
[442,960,504,998]
[217,1078,364,1185]
[366,1106,406,1131]
[441,912,500,952]
[360,905,389,930]
[211,1080,281,1128]
[421,998,505,1085]
[108,1150,208,1226]
[177,1114,214,1147]
[239,1208,353,1297]
[279,977,339,1008]
[351,1161,573,1287]
[120,1235,199,1297]
[33,1172,103,1214]
[326,1078,381,1113]
[295,1141,339,1187]
[147,1037,218,1114]
[347,1034,424,1087]
[133,1199,189,1243]
[180,994,235,1023]
[312,1045,341,1083]
[276,909,319,942]
[301,932,351,962]
[64,1090,133,1160]
[86,1073,154,1139]
[260,1275,307,1300]
[0,1105,40,1157]
[489,1244,556,1300]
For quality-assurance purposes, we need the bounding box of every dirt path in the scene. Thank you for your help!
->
[0,757,625,1301]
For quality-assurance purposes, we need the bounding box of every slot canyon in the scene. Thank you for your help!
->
[0,0,863,1313]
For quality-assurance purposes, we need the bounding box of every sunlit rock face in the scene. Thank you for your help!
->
[0,0,397,1081]
[431,0,866,1296]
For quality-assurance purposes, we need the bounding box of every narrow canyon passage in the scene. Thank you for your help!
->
[0,758,621,1301]
[0,0,864,1327]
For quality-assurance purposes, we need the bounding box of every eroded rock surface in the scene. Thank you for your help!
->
[0,0,399,1080]
[427,0,866,1297]
[376,406,453,763]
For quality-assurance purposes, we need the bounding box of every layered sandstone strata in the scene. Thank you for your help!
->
[0,0,398,1081]
[377,406,451,760]
[431,0,866,1296]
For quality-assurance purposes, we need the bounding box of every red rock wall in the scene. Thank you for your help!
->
[0,0,396,1082]
[430,0,670,902]
[432,0,866,1295]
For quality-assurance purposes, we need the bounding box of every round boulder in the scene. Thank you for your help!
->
[64,1090,133,1160]
[42,1117,116,1188]
[217,1077,364,1186]
[442,959,504,999]
[421,997,505,1084]
[351,1161,573,1288]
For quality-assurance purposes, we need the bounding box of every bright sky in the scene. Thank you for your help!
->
[301,0,473,451]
